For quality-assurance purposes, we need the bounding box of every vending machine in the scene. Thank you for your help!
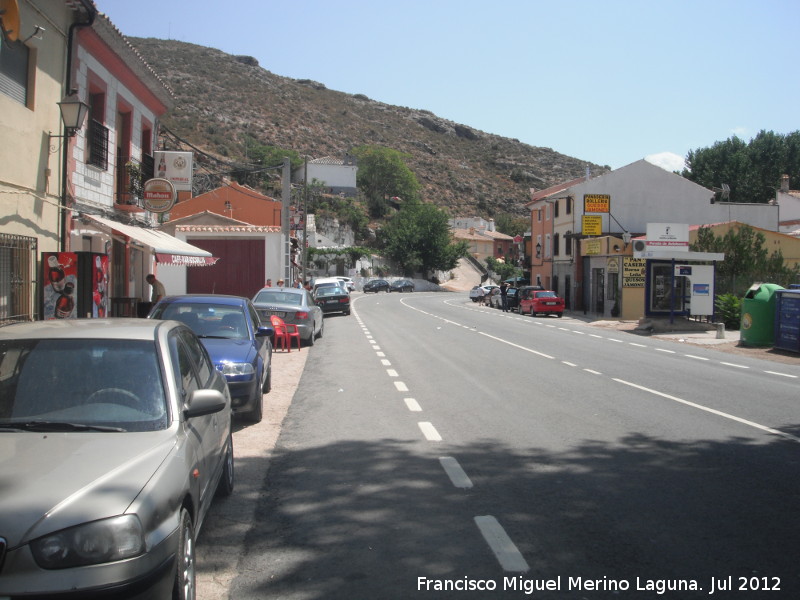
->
[41,252,109,319]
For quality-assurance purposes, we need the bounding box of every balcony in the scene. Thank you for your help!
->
[115,154,154,211]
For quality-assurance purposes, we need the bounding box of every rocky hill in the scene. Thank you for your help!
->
[129,37,609,217]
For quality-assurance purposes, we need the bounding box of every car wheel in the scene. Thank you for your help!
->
[248,393,264,423]
[262,364,272,394]
[306,330,315,346]
[217,433,235,497]
[556,312,563,318]
[174,508,196,600]
[317,320,324,338]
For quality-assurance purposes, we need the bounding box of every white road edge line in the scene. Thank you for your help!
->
[439,457,473,488]
[474,515,530,572]
[613,378,800,444]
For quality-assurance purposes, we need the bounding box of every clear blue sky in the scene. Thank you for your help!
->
[96,0,798,172]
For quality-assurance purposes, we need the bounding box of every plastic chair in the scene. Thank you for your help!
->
[270,315,301,352]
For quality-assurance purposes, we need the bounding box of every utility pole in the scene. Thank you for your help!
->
[281,157,291,283]
[302,157,308,285]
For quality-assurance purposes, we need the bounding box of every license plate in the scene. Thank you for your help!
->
[545,302,556,306]
[261,310,285,318]
[326,299,339,304]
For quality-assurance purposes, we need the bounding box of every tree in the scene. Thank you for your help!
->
[691,224,800,295]
[352,145,421,218]
[682,130,800,203]
[380,199,468,277]
[493,213,528,237]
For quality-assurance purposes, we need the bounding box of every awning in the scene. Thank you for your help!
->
[86,215,219,266]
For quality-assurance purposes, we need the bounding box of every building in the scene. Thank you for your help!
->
[160,181,285,296]
[527,160,781,317]
[292,155,358,197]
[0,1,94,321]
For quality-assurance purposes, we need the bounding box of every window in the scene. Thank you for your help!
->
[554,200,559,218]
[0,37,29,105]
[553,233,560,256]
[565,231,572,256]
[537,209,542,222]
[566,196,572,214]
[0,233,36,323]
[87,91,108,170]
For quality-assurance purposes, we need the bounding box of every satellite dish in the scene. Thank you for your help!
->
[0,0,21,42]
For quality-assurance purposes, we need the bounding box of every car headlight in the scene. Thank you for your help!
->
[31,515,144,569]
[218,361,255,376]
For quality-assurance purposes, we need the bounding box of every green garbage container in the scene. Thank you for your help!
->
[740,283,784,346]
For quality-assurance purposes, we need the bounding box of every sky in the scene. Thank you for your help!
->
[95,0,799,172]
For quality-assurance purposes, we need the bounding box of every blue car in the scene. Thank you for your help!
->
[150,295,274,422]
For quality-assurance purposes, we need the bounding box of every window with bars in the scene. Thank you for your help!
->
[0,233,37,324]
[88,119,109,170]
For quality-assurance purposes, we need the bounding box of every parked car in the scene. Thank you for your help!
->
[518,288,565,317]
[363,279,391,293]
[469,285,498,302]
[252,286,324,346]
[390,278,415,292]
[149,295,273,422]
[336,276,356,292]
[311,277,348,294]
[314,284,352,315]
[0,318,233,599]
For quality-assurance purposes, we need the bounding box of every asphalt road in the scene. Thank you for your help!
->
[201,292,800,599]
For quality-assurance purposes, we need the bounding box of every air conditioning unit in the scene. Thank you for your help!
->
[633,240,647,252]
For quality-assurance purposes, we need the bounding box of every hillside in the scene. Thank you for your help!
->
[129,37,609,217]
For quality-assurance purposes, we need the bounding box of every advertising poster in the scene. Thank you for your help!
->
[43,252,77,319]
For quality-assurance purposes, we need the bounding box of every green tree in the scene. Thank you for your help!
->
[352,145,421,218]
[691,224,800,295]
[485,256,522,282]
[682,130,800,203]
[493,213,528,237]
[380,199,468,277]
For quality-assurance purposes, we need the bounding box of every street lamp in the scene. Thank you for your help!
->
[535,242,542,259]
[51,94,89,139]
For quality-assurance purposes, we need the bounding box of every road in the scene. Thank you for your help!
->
[201,291,800,599]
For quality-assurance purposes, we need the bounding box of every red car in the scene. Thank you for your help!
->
[518,289,564,317]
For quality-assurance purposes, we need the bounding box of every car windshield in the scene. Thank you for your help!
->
[0,339,167,432]
[316,287,344,297]
[156,302,248,339]
[254,291,302,306]
[537,291,557,298]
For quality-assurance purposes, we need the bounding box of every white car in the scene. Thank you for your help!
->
[469,285,498,302]
[336,277,356,292]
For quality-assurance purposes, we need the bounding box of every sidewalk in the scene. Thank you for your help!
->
[565,311,740,345]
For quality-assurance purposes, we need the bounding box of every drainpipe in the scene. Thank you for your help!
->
[59,0,96,251]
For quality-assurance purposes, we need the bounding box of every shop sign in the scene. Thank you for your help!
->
[584,193,610,213]
[143,178,176,213]
[582,214,603,236]
[607,257,620,273]
[623,257,646,287]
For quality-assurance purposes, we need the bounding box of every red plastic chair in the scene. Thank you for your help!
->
[270,315,301,352]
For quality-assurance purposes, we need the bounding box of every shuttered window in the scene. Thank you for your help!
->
[0,38,29,105]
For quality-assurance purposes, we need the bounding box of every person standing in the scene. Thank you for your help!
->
[146,274,166,303]
[265,278,273,288]
[500,282,509,312]
[476,285,486,306]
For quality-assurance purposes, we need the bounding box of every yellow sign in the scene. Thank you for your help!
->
[584,193,610,213]
[607,257,620,273]
[584,239,602,255]
[623,257,646,287]
[582,215,603,236]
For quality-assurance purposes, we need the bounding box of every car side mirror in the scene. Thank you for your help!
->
[256,326,275,338]
[184,389,227,418]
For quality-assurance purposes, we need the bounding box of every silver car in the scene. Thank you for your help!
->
[252,286,324,346]
[0,318,233,599]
